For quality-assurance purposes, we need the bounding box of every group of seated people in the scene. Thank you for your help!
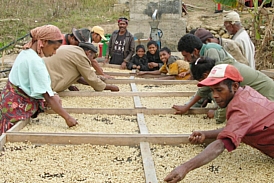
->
[126,41,191,80]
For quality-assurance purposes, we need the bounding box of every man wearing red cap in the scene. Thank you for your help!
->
[164,64,274,183]
[104,17,135,69]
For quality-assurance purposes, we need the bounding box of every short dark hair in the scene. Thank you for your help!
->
[191,57,216,80]
[147,40,158,48]
[136,45,145,52]
[177,34,203,53]
[159,47,171,54]
[48,40,63,44]
[222,79,235,92]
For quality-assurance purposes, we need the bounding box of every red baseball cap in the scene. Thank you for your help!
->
[197,64,243,87]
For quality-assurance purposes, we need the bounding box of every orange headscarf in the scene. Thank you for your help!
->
[23,25,63,57]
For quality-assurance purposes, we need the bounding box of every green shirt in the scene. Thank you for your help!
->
[197,58,274,101]
[200,43,232,63]
[9,49,54,99]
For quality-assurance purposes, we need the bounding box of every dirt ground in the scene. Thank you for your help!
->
[183,0,253,30]
[184,0,226,29]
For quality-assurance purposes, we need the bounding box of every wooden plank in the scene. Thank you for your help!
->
[137,113,149,134]
[134,96,145,109]
[0,78,8,82]
[105,79,197,84]
[7,119,30,132]
[0,133,6,151]
[261,70,274,79]
[98,63,121,68]
[129,76,135,79]
[130,83,138,92]
[58,91,196,97]
[140,142,158,183]
[5,133,203,145]
[103,72,167,78]
[104,72,133,76]
[47,107,213,115]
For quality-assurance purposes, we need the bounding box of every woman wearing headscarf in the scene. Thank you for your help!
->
[0,25,78,135]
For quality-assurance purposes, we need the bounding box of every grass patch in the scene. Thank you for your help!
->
[0,0,127,47]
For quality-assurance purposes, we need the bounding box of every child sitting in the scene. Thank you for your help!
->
[126,45,149,71]
[138,47,191,80]
[146,40,163,70]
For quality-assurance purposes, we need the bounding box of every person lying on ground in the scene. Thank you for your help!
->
[137,47,191,80]
[164,64,274,183]
[0,25,78,135]
[44,43,119,92]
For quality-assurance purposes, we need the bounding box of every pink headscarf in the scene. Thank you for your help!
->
[23,25,63,57]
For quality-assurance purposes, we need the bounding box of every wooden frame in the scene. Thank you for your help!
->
[46,107,213,115]
[58,91,196,97]
[0,67,215,183]
[104,79,197,84]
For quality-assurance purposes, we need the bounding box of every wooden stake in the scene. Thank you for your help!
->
[1,50,5,71]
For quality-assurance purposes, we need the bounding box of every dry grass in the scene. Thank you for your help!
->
[0,0,127,47]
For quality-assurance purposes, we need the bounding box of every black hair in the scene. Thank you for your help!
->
[177,34,203,53]
[136,45,145,52]
[80,47,90,51]
[118,17,129,24]
[147,40,158,48]
[191,57,216,80]
[159,47,171,54]
[48,40,63,44]
[222,79,235,92]
[119,17,128,21]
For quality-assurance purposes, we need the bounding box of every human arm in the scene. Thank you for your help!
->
[148,62,161,69]
[120,61,127,69]
[172,94,202,115]
[68,86,80,91]
[188,128,224,144]
[178,70,190,78]
[138,57,150,71]
[104,84,119,92]
[77,77,119,92]
[124,35,135,63]
[43,92,77,127]
[90,55,114,79]
[137,70,161,76]
[126,56,136,70]
[73,54,106,91]
[164,139,225,183]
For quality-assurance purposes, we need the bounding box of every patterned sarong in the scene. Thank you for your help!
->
[0,80,45,135]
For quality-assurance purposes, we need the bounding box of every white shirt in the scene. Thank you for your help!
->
[232,28,255,69]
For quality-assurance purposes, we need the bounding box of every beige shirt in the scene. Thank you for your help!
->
[220,38,249,66]
[44,45,106,92]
